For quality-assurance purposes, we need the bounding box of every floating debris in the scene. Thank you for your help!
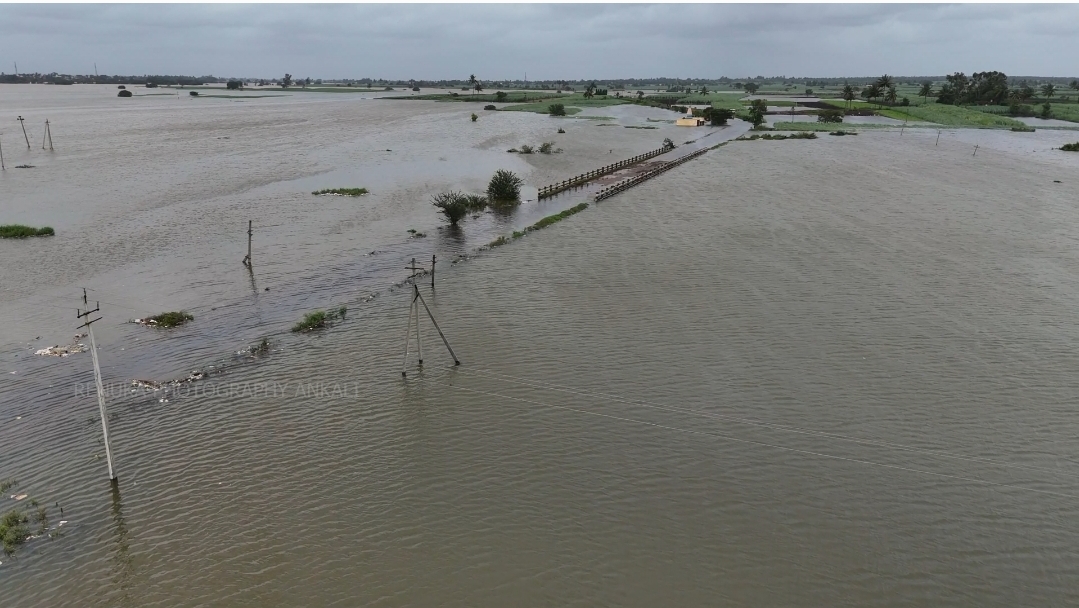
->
[14,164,35,169]
[35,334,88,357]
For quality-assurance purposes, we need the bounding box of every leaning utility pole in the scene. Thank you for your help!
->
[17,115,30,149]
[401,258,460,376]
[78,289,117,482]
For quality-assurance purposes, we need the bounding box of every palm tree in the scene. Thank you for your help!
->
[918,82,933,104]
[863,83,882,107]
[875,74,894,92]
[1041,83,1056,100]
[842,84,856,109]
[884,85,898,106]
[469,74,477,98]
[473,81,483,95]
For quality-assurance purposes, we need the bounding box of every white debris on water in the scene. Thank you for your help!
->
[35,333,89,357]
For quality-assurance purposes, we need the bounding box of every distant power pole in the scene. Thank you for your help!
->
[78,289,118,482]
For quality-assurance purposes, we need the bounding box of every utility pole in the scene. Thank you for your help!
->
[241,220,252,266]
[430,254,436,288]
[42,119,53,150]
[78,289,117,482]
[401,258,460,376]
[973,145,979,157]
[0,133,5,170]
[17,116,30,149]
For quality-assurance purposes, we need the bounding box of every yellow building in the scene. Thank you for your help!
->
[676,111,705,126]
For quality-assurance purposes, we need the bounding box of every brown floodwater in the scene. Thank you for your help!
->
[2,85,1079,606]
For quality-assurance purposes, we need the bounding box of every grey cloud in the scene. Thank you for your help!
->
[0,4,1076,79]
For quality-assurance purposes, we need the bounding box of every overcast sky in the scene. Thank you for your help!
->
[1,3,1076,80]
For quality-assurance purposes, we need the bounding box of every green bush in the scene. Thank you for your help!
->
[487,169,524,203]
[518,144,534,154]
[0,224,54,238]
[549,103,567,116]
[471,113,478,122]
[539,142,554,154]
[1061,142,1079,152]
[817,109,844,123]
[484,104,496,110]
[431,191,470,224]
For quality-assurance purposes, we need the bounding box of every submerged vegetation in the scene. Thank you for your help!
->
[291,307,346,333]
[736,132,818,141]
[312,188,368,196]
[2,509,31,555]
[1061,143,1079,152]
[0,225,55,239]
[139,311,194,328]
[432,191,471,224]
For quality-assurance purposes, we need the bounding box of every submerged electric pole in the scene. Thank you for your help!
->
[78,289,117,482]
[17,115,30,149]
[401,258,460,376]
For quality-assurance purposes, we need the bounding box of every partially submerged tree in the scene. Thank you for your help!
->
[432,191,469,225]
[281,73,292,88]
[709,108,735,126]
[548,103,566,116]
[487,169,524,203]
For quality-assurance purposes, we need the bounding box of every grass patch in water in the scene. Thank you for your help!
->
[2,509,31,556]
[291,307,346,333]
[527,202,589,231]
[313,188,368,196]
[142,311,194,328]
[736,132,818,141]
[829,130,858,136]
[0,225,54,239]
[1061,142,1079,152]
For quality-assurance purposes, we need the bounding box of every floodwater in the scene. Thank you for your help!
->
[3,86,1079,606]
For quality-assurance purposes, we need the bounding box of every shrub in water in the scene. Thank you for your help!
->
[518,144,534,154]
[0,225,54,239]
[484,105,496,110]
[431,191,470,224]
[461,194,489,211]
[539,142,555,154]
[549,103,567,116]
[487,169,524,204]
[471,113,478,122]
[1061,142,1079,152]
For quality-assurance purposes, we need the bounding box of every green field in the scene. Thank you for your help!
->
[879,104,1026,128]
[819,99,1025,128]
